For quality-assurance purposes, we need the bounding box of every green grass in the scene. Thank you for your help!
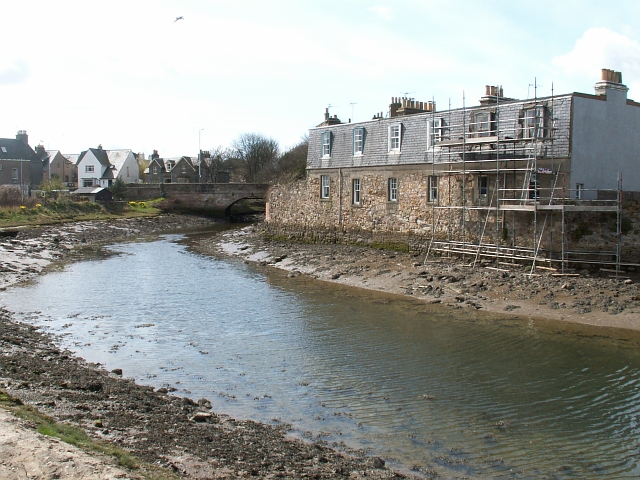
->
[0,389,179,479]
[0,198,163,228]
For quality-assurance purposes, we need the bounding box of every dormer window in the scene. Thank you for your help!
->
[353,127,364,155]
[1,147,6,153]
[470,111,495,138]
[321,132,332,158]
[523,106,547,139]
[388,124,402,152]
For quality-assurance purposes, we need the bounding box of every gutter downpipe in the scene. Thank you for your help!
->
[338,168,343,227]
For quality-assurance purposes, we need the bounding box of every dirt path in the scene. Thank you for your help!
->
[193,224,640,336]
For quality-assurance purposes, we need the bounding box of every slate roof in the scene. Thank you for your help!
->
[72,186,108,195]
[106,149,133,172]
[0,138,40,162]
[78,148,110,166]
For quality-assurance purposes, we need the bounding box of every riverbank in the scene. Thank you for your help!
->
[193,223,640,335]
[0,216,410,479]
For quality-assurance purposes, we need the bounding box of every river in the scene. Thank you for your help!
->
[1,227,640,478]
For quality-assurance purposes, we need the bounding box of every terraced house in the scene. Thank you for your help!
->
[267,69,640,269]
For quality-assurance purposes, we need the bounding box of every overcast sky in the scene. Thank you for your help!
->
[2,0,640,157]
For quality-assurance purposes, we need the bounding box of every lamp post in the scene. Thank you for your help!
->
[198,128,204,182]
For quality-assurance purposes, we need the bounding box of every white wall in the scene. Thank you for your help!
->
[571,87,640,198]
[77,152,105,187]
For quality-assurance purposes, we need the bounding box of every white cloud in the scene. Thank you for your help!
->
[553,27,640,81]
[367,6,394,20]
[0,58,31,85]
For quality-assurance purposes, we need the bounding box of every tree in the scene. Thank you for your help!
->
[275,135,308,182]
[201,146,231,183]
[110,177,128,200]
[40,176,65,202]
[232,133,279,183]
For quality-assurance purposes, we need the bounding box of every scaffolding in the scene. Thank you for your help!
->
[423,86,629,275]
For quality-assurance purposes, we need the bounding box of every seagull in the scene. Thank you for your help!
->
[174,16,184,22]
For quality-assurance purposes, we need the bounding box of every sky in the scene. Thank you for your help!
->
[2,0,640,158]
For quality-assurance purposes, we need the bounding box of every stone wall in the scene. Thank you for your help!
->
[266,170,640,263]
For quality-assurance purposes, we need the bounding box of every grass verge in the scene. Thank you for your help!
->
[0,388,179,479]
[0,199,163,229]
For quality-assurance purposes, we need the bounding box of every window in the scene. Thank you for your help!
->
[181,165,187,174]
[83,179,93,187]
[576,183,584,200]
[428,176,438,202]
[0,164,2,171]
[353,128,364,155]
[127,167,130,177]
[352,179,361,205]
[85,165,94,173]
[320,175,330,199]
[523,106,547,139]
[529,173,540,199]
[427,118,444,149]
[12,168,18,183]
[388,178,398,202]
[471,112,495,137]
[388,124,401,152]
[153,166,159,174]
[478,176,488,200]
[1,146,6,153]
[321,132,331,157]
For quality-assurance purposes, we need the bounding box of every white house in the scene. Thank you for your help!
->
[77,146,140,188]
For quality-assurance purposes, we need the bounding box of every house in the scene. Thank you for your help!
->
[0,131,43,191]
[77,146,140,188]
[145,151,198,183]
[266,68,640,268]
[35,146,78,187]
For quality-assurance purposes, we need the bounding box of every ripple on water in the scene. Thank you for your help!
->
[2,233,640,478]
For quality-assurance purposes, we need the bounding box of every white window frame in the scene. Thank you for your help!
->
[471,112,495,138]
[529,173,540,199]
[153,165,159,174]
[352,178,361,205]
[388,124,401,152]
[428,176,438,203]
[353,128,364,155]
[523,106,546,139]
[321,132,331,158]
[1,146,7,153]
[320,175,330,199]
[83,179,93,187]
[388,178,398,202]
[12,168,18,182]
[85,165,94,173]
[433,118,443,143]
[576,183,584,200]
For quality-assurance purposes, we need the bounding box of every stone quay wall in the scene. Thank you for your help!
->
[266,169,639,263]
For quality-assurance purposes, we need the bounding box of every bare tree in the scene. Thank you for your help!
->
[232,133,279,183]
[275,135,308,183]
[201,146,232,183]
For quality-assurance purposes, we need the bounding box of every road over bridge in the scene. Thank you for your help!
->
[127,183,271,216]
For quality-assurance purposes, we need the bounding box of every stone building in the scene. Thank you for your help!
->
[0,131,43,192]
[266,69,640,267]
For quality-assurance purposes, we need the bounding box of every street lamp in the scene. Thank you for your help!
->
[198,128,204,182]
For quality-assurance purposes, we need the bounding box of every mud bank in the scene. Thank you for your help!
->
[193,224,640,335]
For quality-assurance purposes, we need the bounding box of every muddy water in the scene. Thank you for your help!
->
[2,232,640,478]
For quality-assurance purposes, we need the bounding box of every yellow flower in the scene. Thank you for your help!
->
[129,201,136,205]
[35,203,42,208]
[20,206,26,209]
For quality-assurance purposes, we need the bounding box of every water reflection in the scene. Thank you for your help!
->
[1,233,640,478]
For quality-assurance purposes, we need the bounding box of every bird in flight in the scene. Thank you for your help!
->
[174,16,184,22]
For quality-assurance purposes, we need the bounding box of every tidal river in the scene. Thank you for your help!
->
[2,228,640,478]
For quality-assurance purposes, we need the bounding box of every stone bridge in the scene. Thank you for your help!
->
[127,183,271,216]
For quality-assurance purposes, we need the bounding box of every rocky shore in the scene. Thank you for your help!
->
[0,216,409,479]
[193,224,640,335]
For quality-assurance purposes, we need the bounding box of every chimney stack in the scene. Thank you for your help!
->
[16,130,28,146]
[480,85,510,104]
[595,68,628,99]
